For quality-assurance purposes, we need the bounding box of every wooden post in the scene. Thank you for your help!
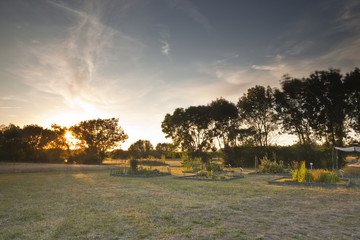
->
[336,149,339,170]
[332,146,334,170]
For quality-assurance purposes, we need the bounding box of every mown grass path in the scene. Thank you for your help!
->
[0,171,359,239]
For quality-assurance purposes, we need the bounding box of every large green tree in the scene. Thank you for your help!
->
[303,69,347,146]
[70,118,128,163]
[343,67,360,134]
[209,98,239,148]
[161,105,213,162]
[128,139,154,159]
[237,85,277,147]
[274,75,313,144]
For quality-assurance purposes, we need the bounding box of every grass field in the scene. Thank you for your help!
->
[0,168,359,239]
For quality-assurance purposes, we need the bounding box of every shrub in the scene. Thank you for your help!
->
[317,170,340,183]
[138,159,167,166]
[293,162,340,183]
[292,161,310,182]
[130,159,138,171]
[196,170,207,177]
[259,156,287,174]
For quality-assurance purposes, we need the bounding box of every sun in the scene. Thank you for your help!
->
[65,131,81,150]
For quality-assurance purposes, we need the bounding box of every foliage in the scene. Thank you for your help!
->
[209,98,239,148]
[292,162,310,182]
[292,162,340,183]
[274,75,313,144]
[222,144,332,168]
[130,159,138,171]
[0,124,68,163]
[258,156,288,174]
[237,85,277,147]
[196,170,207,177]
[206,163,223,172]
[137,159,168,166]
[125,167,165,176]
[70,118,128,163]
[161,105,213,163]
[108,149,130,159]
[181,153,203,170]
[312,169,340,183]
[343,68,360,133]
[303,69,347,146]
[128,140,154,159]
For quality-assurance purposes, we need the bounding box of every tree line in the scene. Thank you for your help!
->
[0,118,128,164]
[161,68,360,166]
[1,68,359,166]
[0,119,175,164]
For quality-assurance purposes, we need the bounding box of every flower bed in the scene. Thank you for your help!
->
[269,177,350,188]
[175,174,244,181]
[110,168,171,177]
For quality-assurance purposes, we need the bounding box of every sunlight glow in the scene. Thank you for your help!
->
[65,131,81,150]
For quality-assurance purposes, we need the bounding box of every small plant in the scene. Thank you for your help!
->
[130,159,138,171]
[292,162,340,183]
[161,154,166,163]
[292,161,310,182]
[196,170,207,177]
[259,156,287,174]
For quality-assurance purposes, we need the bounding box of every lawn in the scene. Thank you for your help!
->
[0,169,359,239]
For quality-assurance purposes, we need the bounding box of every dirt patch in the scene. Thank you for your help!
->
[0,162,114,173]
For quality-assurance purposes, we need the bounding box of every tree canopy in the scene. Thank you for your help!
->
[70,118,128,163]
[237,85,277,147]
[128,139,154,159]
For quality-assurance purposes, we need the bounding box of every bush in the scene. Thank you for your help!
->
[258,156,288,174]
[292,161,310,182]
[196,170,207,177]
[317,170,340,183]
[293,162,340,183]
[221,144,332,169]
[138,159,167,166]
[130,159,138,171]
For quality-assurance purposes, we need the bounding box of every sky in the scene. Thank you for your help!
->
[1,0,360,149]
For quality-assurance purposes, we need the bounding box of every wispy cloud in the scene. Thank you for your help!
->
[11,0,145,115]
[160,40,170,56]
[168,0,212,31]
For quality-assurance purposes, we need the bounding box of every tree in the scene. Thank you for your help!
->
[274,75,313,144]
[70,118,128,163]
[343,67,360,133]
[21,125,55,161]
[237,85,277,147]
[303,69,347,146]
[209,97,239,148]
[155,142,175,158]
[128,140,154,159]
[161,105,213,163]
[0,124,23,162]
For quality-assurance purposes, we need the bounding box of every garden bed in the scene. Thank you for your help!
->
[268,177,351,188]
[248,172,291,176]
[110,169,171,178]
[175,174,244,181]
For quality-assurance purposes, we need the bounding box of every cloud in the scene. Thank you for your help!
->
[168,0,212,31]
[251,65,280,71]
[160,40,170,56]
[11,0,145,115]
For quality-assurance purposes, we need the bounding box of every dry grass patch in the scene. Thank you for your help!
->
[0,171,359,239]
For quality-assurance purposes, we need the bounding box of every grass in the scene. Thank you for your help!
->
[0,169,360,239]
